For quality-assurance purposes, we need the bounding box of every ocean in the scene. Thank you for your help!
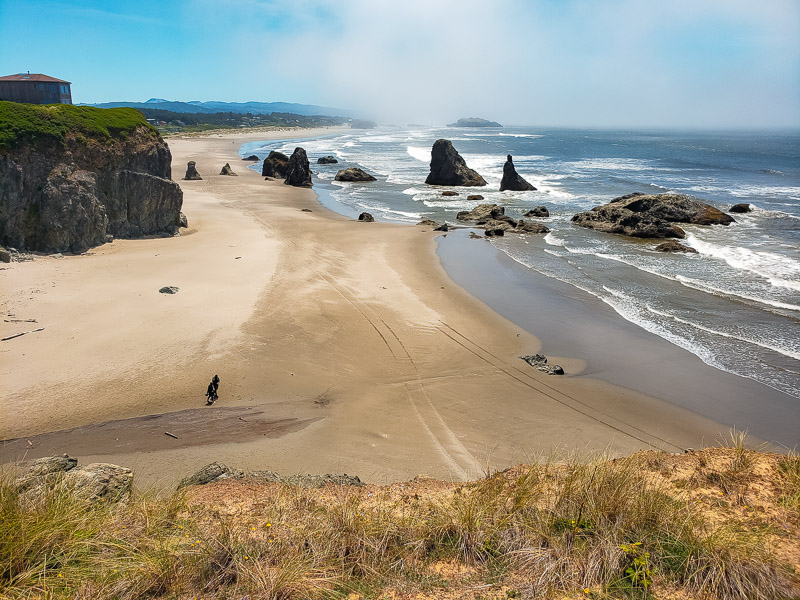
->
[239,127,800,402]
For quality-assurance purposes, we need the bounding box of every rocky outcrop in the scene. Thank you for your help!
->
[15,455,132,503]
[520,354,564,375]
[219,163,237,176]
[571,193,735,239]
[358,212,375,222]
[425,140,487,187]
[516,219,549,234]
[524,206,549,218]
[467,194,484,201]
[418,219,439,227]
[183,161,202,180]
[317,156,338,164]
[655,241,698,254]
[500,155,536,191]
[178,461,363,489]
[0,126,184,254]
[261,151,289,178]
[730,203,752,213]
[457,203,506,224]
[284,147,312,187]
[242,155,259,161]
[335,167,376,182]
[448,117,502,127]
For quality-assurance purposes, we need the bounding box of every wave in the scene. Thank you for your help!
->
[685,234,800,287]
[406,146,430,162]
[675,274,800,312]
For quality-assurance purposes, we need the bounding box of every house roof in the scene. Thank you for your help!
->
[0,73,70,84]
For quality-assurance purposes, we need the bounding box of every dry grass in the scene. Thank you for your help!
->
[2,445,799,599]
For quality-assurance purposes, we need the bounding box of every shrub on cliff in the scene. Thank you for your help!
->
[0,102,156,150]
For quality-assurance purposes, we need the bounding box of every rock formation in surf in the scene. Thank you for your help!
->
[0,102,184,253]
[261,151,289,178]
[655,241,698,254]
[334,168,376,182]
[457,204,549,235]
[425,139,487,187]
[500,155,536,191]
[571,193,735,239]
[524,206,549,218]
[242,155,259,161]
[729,203,752,213]
[284,147,312,188]
[317,156,338,164]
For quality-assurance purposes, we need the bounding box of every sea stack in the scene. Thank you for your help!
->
[284,147,313,188]
[219,163,237,176]
[184,161,202,180]
[425,139,487,187]
[499,155,536,191]
[261,151,289,178]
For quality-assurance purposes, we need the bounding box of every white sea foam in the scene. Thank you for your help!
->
[406,146,430,162]
[543,233,566,247]
[675,274,800,312]
[497,133,544,138]
[685,234,800,287]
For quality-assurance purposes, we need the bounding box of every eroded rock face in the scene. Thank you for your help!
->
[317,156,338,164]
[220,163,237,176]
[499,155,536,191]
[334,167,376,182]
[571,193,734,239]
[524,206,549,218]
[261,151,289,178]
[284,147,312,188]
[184,161,202,180]
[425,139,487,187]
[0,127,184,253]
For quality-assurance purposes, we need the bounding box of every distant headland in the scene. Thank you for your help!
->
[448,117,503,127]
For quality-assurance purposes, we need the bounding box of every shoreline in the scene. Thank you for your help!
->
[0,130,752,487]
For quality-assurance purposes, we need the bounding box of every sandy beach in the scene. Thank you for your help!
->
[1,129,738,487]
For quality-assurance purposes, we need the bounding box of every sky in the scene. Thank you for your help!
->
[1,0,798,128]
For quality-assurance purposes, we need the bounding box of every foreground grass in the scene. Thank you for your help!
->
[2,448,798,599]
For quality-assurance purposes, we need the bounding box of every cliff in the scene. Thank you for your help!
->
[0,102,183,253]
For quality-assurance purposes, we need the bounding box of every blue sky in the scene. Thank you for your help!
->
[1,0,798,127]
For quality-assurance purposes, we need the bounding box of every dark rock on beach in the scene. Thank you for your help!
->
[159,286,179,294]
[317,155,338,164]
[524,206,549,218]
[183,161,202,180]
[219,163,237,176]
[571,193,735,239]
[358,212,374,222]
[425,139,487,187]
[335,167,376,182]
[520,354,564,375]
[261,150,289,178]
[515,219,549,234]
[655,241,698,254]
[500,155,536,191]
[284,147,313,188]
[729,203,752,213]
[242,155,259,161]
[448,117,503,128]
[434,222,449,231]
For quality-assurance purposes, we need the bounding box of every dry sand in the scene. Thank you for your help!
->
[1,128,733,487]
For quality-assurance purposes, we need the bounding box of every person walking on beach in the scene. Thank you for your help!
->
[212,374,220,395]
[205,374,220,405]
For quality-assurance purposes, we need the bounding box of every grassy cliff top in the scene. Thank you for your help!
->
[0,101,156,149]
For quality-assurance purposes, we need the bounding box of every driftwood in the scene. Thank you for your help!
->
[165,431,179,439]
[2,327,44,341]
[4,319,37,323]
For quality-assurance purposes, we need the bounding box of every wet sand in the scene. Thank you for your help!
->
[0,129,743,487]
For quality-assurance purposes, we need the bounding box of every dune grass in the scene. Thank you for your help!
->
[1,448,798,599]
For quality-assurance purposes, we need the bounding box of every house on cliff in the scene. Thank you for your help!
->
[0,72,72,104]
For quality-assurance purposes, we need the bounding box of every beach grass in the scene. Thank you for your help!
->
[1,446,798,599]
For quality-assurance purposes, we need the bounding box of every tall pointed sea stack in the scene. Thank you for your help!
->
[284,147,312,188]
[499,155,536,191]
[425,139,487,187]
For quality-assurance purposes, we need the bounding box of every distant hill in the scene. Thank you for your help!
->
[448,117,503,127]
[81,98,355,118]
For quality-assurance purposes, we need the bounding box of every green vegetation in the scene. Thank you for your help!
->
[1,448,798,599]
[0,102,155,150]
[136,107,349,134]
